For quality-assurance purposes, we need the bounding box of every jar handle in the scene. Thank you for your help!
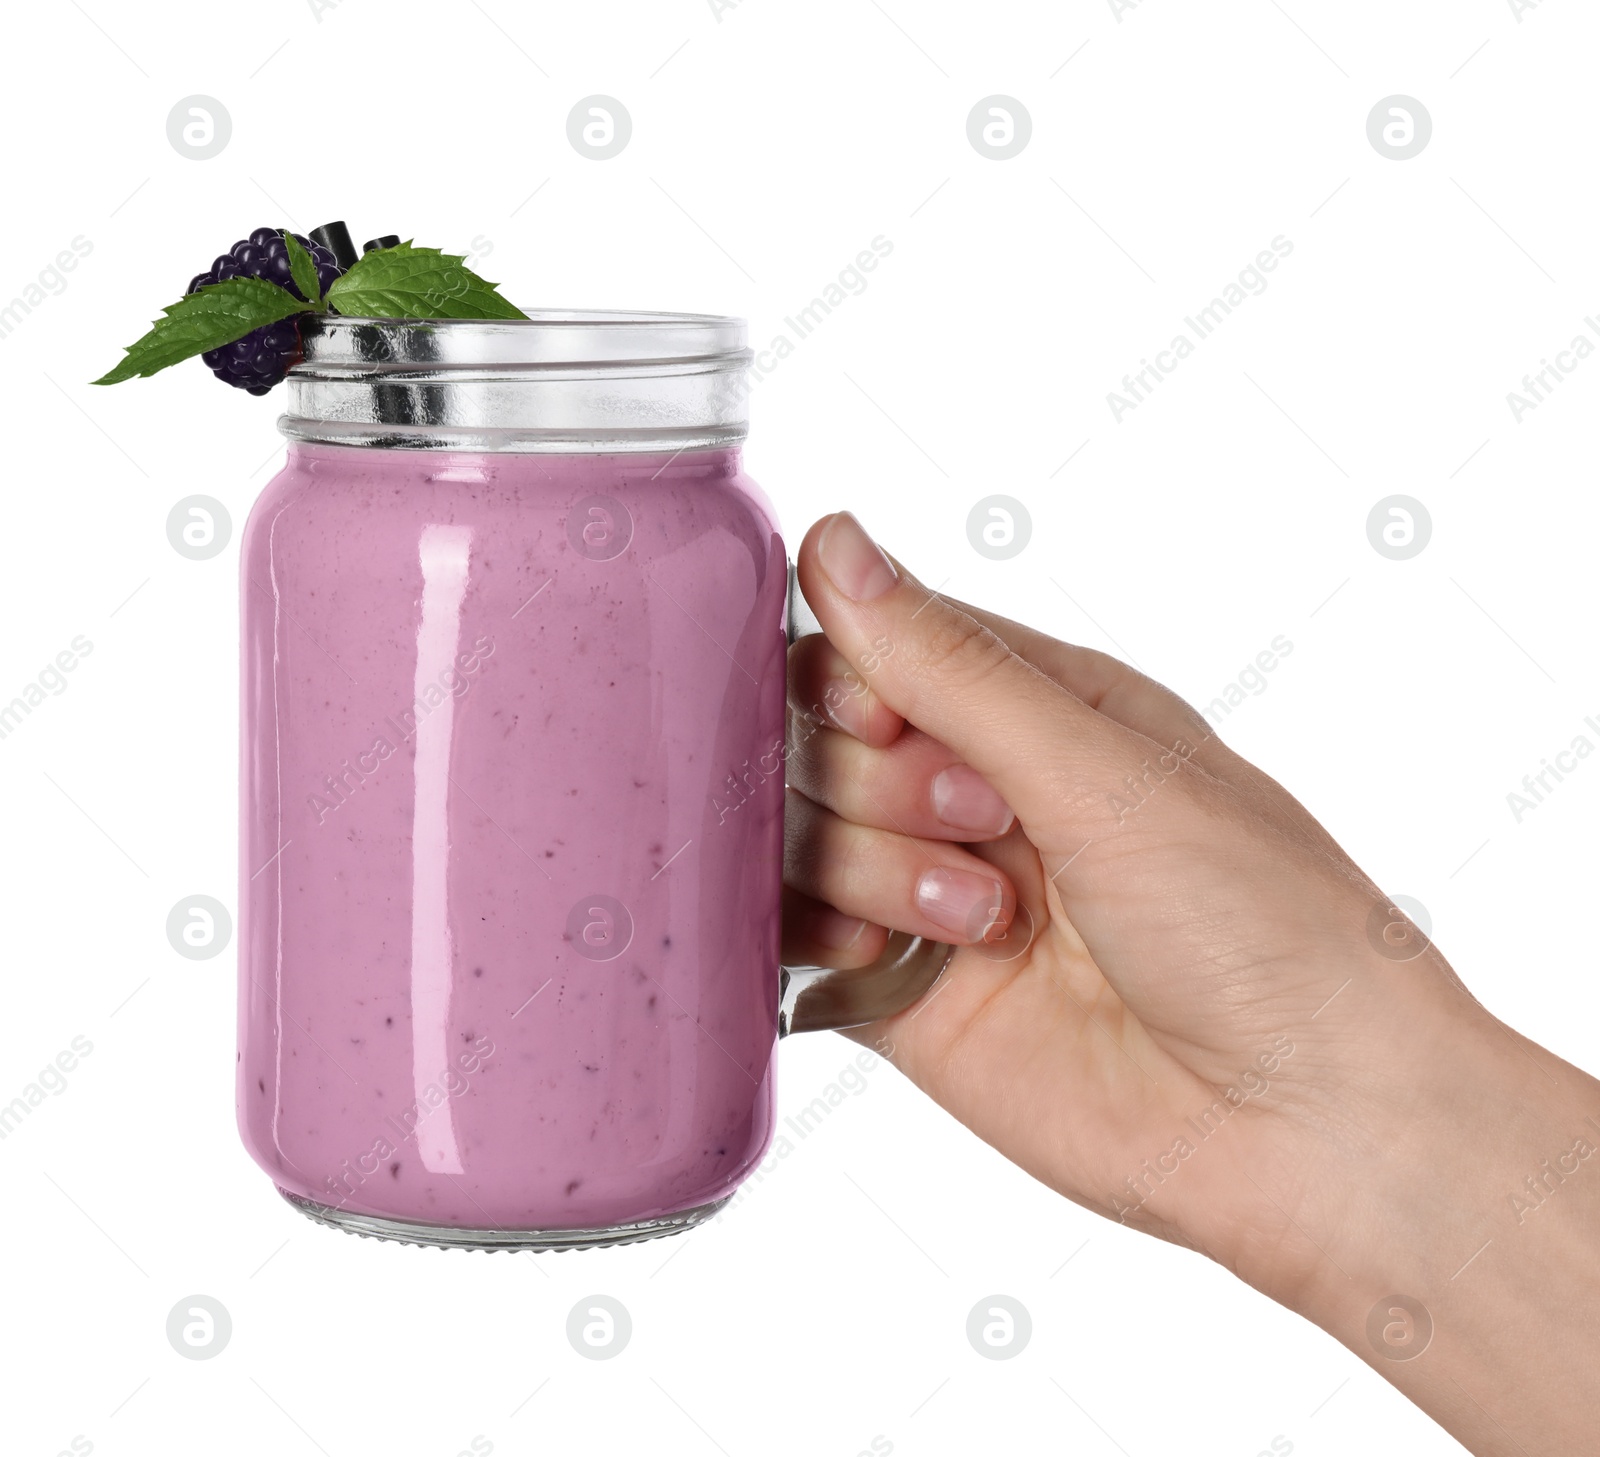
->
[780,561,956,1036]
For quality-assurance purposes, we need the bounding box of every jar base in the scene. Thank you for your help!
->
[279,1188,730,1252]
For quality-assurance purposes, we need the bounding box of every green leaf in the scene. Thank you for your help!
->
[93,278,314,385]
[325,241,528,321]
[282,229,322,308]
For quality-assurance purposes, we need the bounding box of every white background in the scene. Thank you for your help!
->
[1,1,1596,1454]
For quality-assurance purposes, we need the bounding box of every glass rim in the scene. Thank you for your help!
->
[281,310,752,452]
[292,310,751,377]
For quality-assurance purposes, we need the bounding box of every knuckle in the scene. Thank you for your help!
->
[836,766,887,832]
[784,710,868,820]
[783,787,878,908]
[907,610,1016,698]
[835,820,880,899]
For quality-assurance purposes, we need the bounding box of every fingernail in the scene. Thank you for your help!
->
[931,765,1015,836]
[818,512,897,602]
[915,867,1008,942]
[809,905,869,952]
[819,678,871,738]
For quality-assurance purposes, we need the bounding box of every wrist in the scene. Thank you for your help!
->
[1240,994,1600,1451]
[1295,1005,1598,1317]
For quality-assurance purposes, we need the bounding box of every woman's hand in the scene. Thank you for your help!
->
[783,511,1600,1456]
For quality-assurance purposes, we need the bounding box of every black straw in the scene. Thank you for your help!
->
[309,221,359,269]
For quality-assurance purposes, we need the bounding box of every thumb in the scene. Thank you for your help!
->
[797,512,1195,858]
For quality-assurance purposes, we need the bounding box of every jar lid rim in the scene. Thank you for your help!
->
[293,311,748,373]
[282,312,751,451]
[320,308,742,326]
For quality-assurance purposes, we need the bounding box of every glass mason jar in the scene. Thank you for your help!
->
[238,312,951,1250]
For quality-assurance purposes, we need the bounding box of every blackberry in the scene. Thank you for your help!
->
[187,227,343,395]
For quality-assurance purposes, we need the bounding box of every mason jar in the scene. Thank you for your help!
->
[237,312,950,1250]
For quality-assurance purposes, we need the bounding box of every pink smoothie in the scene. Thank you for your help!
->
[238,442,786,1230]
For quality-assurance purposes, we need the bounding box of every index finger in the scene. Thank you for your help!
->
[796,512,1188,856]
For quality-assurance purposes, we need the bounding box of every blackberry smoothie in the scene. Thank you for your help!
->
[238,441,786,1233]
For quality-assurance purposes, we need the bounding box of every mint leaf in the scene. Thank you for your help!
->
[93,278,313,385]
[325,241,528,321]
[282,229,322,308]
